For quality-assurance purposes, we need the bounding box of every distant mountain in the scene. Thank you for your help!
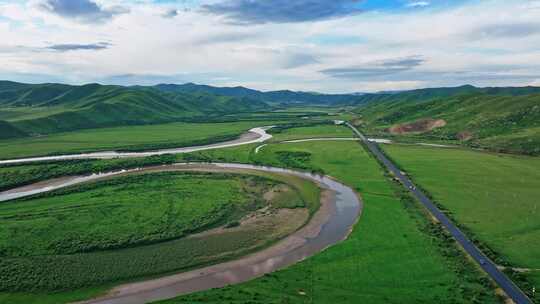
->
[354,85,540,105]
[155,83,265,100]
[3,80,540,152]
[154,83,360,105]
[0,81,268,137]
[154,83,540,106]
[354,85,540,155]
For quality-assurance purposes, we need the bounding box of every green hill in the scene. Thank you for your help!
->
[355,88,540,155]
[354,85,540,104]
[154,83,359,105]
[0,121,26,140]
[0,81,268,137]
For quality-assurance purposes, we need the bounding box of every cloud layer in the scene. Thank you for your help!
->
[39,0,128,23]
[0,0,539,92]
[321,56,425,79]
[202,0,362,24]
[46,42,111,52]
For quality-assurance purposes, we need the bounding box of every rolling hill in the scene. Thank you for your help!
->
[3,80,540,155]
[354,86,540,155]
[0,81,268,137]
[154,83,360,105]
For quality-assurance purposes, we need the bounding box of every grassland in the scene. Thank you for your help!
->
[0,172,269,257]
[0,169,320,303]
[0,124,506,303]
[381,144,540,300]
[269,123,354,142]
[0,120,267,160]
[0,155,178,192]
[158,140,498,304]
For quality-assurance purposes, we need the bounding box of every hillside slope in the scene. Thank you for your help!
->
[0,81,268,137]
[154,83,359,105]
[355,90,540,155]
[354,85,540,104]
[0,121,26,140]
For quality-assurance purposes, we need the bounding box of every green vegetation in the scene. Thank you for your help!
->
[353,85,540,105]
[382,144,540,300]
[154,83,360,106]
[0,81,358,143]
[0,287,109,304]
[355,90,540,155]
[0,81,268,136]
[0,122,513,303]
[1,172,268,257]
[0,120,265,160]
[159,140,498,304]
[0,121,26,139]
[269,123,353,142]
[0,170,319,300]
[0,155,177,192]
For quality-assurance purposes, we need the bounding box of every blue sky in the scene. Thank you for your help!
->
[0,0,539,92]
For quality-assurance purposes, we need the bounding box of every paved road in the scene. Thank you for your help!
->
[346,123,532,304]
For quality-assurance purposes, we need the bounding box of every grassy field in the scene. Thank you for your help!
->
[0,170,320,303]
[157,140,499,304]
[0,155,179,192]
[0,121,268,160]
[0,124,505,303]
[269,123,354,142]
[0,172,270,257]
[381,144,540,298]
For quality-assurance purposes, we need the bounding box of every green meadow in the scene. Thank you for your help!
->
[0,170,319,303]
[159,139,498,304]
[381,144,540,298]
[0,121,267,160]
[269,123,354,142]
[1,172,270,257]
[0,124,512,303]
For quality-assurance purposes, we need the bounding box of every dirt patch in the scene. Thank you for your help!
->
[350,118,363,127]
[388,118,447,135]
[494,288,514,304]
[190,207,308,240]
[263,184,291,202]
[457,131,473,141]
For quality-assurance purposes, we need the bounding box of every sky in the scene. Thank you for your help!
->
[0,0,540,93]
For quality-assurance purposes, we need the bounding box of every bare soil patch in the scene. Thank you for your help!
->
[388,118,447,134]
[457,131,473,141]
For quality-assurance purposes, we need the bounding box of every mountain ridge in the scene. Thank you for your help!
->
[0,81,268,137]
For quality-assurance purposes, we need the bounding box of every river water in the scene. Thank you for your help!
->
[0,127,272,165]
[1,163,361,304]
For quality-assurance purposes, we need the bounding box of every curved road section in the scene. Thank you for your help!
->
[0,127,272,166]
[346,123,532,304]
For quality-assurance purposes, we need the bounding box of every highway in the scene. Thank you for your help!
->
[346,123,532,304]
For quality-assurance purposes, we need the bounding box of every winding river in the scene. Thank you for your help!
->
[0,127,272,165]
[0,127,362,304]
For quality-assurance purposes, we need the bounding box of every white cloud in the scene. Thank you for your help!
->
[406,1,430,8]
[529,79,540,86]
[0,0,539,92]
